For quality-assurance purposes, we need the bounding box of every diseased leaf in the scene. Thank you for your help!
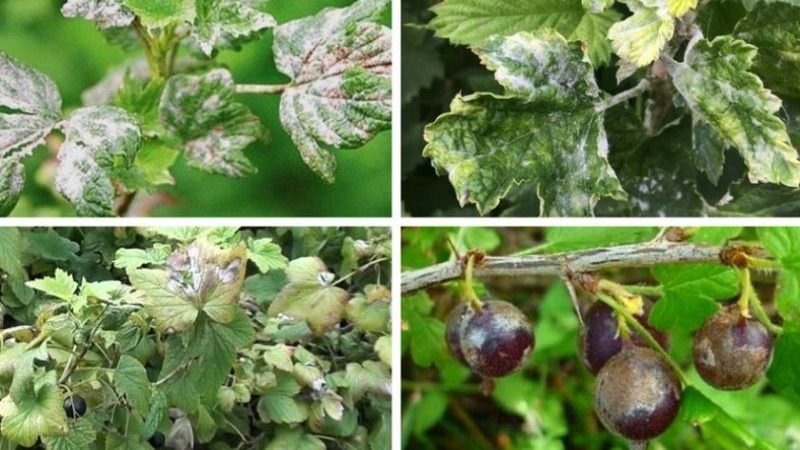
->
[608,0,675,67]
[428,0,619,66]
[423,31,625,216]
[735,3,800,98]
[61,0,135,29]
[192,0,276,56]
[160,69,261,177]
[273,0,391,182]
[583,0,614,13]
[55,106,141,217]
[0,53,61,165]
[0,162,24,216]
[667,0,698,17]
[41,417,96,450]
[0,378,68,446]
[120,0,195,29]
[669,36,800,186]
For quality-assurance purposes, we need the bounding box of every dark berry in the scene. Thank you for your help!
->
[693,306,773,390]
[579,300,670,374]
[445,303,470,364]
[148,431,166,448]
[459,300,534,378]
[63,396,87,418]
[595,346,681,440]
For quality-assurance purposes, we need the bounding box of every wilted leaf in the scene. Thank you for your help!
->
[160,69,261,177]
[192,0,276,56]
[423,31,626,216]
[273,0,391,182]
[55,106,142,217]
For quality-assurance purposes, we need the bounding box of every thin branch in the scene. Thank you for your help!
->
[333,257,389,286]
[235,84,289,95]
[595,79,650,112]
[402,241,724,293]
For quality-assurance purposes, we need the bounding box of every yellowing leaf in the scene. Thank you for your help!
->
[608,0,675,67]
[667,0,698,17]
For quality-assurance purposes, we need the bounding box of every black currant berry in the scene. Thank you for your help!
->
[148,431,166,448]
[459,300,534,378]
[595,346,681,441]
[63,396,87,418]
[693,306,773,390]
[445,303,469,364]
[579,300,670,374]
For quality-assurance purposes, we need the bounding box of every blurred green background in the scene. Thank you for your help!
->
[0,0,392,217]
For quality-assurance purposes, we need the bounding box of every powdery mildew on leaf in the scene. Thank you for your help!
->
[160,69,261,177]
[121,0,196,29]
[61,0,135,29]
[582,0,615,13]
[273,0,391,183]
[608,0,675,67]
[667,0,698,17]
[55,106,141,217]
[423,31,626,216]
[192,0,276,57]
[0,53,62,163]
[428,0,619,66]
[0,162,24,215]
[669,36,800,186]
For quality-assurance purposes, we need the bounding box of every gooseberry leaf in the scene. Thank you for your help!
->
[608,0,675,67]
[129,239,248,332]
[345,285,390,333]
[0,372,68,447]
[192,0,276,57]
[113,244,172,273]
[755,228,800,321]
[669,36,800,186]
[423,31,626,216]
[268,257,350,335]
[273,0,391,183]
[0,53,62,166]
[60,0,135,29]
[160,69,261,177]
[40,417,97,450]
[650,264,739,331]
[428,0,619,66]
[401,292,447,368]
[766,326,800,396]
[120,0,195,29]
[257,373,307,424]
[264,427,325,450]
[667,0,698,17]
[26,268,78,302]
[0,162,24,216]
[735,3,800,98]
[247,238,289,274]
[54,106,141,217]
[114,355,151,418]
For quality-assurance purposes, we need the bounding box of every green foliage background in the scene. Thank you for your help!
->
[0,0,391,217]
[401,227,800,450]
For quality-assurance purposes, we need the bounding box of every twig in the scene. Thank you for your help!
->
[401,241,725,293]
[235,84,289,95]
[333,257,389,286]
[595,79,650,112]
[448,398,495,450]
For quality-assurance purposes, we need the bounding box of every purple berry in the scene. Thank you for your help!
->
[459,300,534,378]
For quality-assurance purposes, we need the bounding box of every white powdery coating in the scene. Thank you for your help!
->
[0,114,57,160]
[82,58,150,106]
[61,0,135,29]
[0,53,61,116]
[193,0,276,56]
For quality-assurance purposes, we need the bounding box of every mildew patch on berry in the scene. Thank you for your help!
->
[595,346,681,441]
[693,305,773,390]
[445,303,471,364]
[459,300,534,377]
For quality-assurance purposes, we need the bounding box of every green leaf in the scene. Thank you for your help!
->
[26,269,78,302]
[0,228,23,278]
[609,0,675,67]
[141,386,165,439]
[345,285,390,333]
[22,230,79,261]
[428,0,619,66]
[41,417,96,450]
[264,427,325,450]
[345,361,391,400]
[669,36,800,186]
[192,0,276,56]
[0,162,24,216]
[767,326,800,396]
[126,141,179,189]
[120,0,195,28]
[130,239,248,332]
[410,390,448,435]
[115,355,151,418]
[113,243,171,272]
[160,69,261,177]
[112,77,164,138]
[273,0,391,182]
[401,292,447,367]
[650,264,739,331]
[247,238,288,274]
[257,372,308,424]
[375,335,391,368]
[268,257,349,335]
[55,106,142,217]
[61,0,135,29]
[583,0,614,13]
[735,3,800,98]
[0,381,68,446]
[756,228,800,321]
[0,53,62,166]
[423,31,625,216]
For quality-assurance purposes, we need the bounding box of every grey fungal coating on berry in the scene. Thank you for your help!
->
[580,300,670,374]
[693,306,773,390]
[594,346,681,441]
[445,303,470,364]
[460,300,534,378]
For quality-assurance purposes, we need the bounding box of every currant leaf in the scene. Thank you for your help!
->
[273,0,391,183]
[160,69,261,177]
[608,0,675,67]
[669,36,800,186]
[120,0,195,29]
[192,0,276,57]
[60,0,135,29]
[0,162,24,216]
[423,31,626,216]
